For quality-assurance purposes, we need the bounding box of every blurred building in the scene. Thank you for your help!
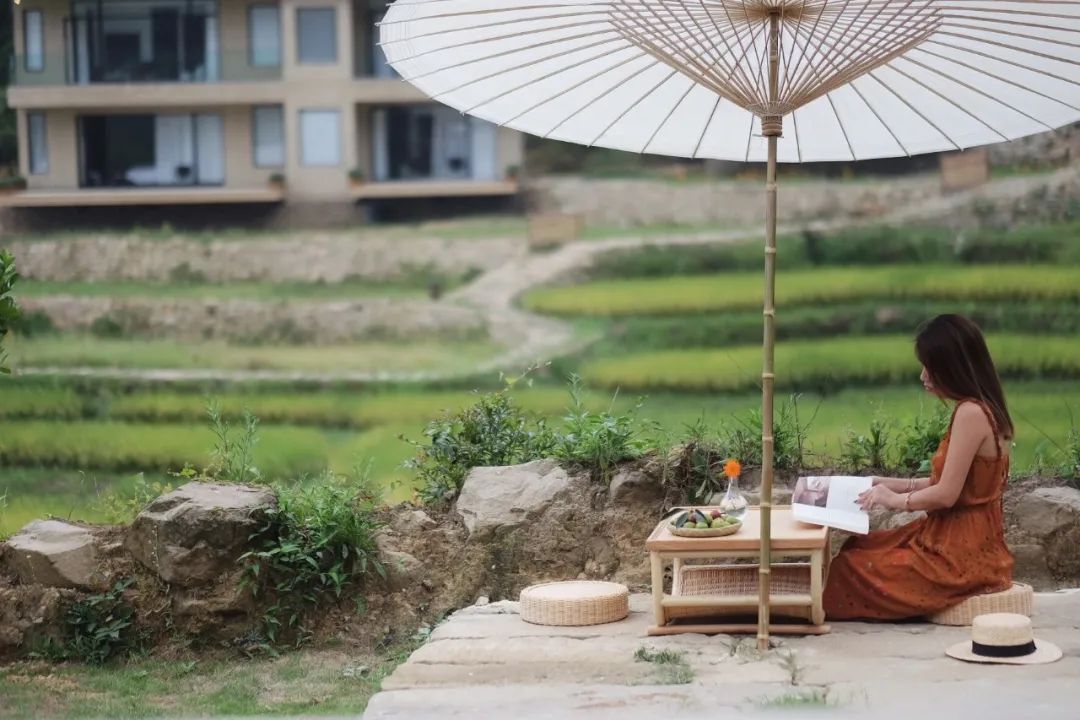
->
[4,0,523,217]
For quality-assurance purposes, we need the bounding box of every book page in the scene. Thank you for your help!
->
[792,475,872,534]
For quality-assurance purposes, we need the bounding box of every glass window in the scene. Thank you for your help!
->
[24,10,44,72]
[297,8,336,64]
[28,112,48,174]
[253,105,284,167]
[299,109,340,166]
[249,5,281,67]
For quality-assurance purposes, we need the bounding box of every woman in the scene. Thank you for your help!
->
[823,314,1014,620]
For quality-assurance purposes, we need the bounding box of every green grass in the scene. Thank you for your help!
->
[6,336,501,374]
[524,265,1080,316]
[0,643,417,718]
[0,385,83,419]
[580,334,1080,392]
[0,421,330,477]
[17,279,435,300]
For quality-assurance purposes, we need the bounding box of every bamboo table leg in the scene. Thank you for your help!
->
[650,551,666,630]
[810,548,825,626]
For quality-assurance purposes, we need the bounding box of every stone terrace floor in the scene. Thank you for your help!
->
[363,591,1080,719]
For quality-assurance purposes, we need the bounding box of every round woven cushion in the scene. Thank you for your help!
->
[930,583,1034,626]
[519,581,630,627]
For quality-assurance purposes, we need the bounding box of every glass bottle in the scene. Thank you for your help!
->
[719,471,748,521]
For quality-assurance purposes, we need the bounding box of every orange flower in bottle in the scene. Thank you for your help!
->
[724,459,741,478]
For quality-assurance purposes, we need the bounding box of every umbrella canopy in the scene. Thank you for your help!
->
[381,0,1080,162]
[381,0,1080,649]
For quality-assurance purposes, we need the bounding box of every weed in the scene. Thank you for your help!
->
[404,378,555,505]
[240,466,385,646]
[96,472,176,523]
[634,646,695,685]
[555,374,646,480]
[206,398,262,484]
[1064,407,1080,488]
[840,413,892,473]
[774,649,807,686]
[759,688,838,708]
[66,579,136,665]
[894,404,949,473]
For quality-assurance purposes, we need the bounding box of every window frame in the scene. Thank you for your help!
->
[298,108,341,167]
[28,111,48,175]
[23,9,45,73]
[247,4,282,68]
[295,7,337,64]
[251,105,285,168]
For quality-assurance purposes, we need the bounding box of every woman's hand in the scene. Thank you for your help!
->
[857,485,902,511]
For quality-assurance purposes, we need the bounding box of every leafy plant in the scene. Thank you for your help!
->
[894,404,949,473]
[722,395,812,471]
[663,415,728,504]
[348,167,365,182]
[66,579,136,665]
[1065,407,1080,489]
[0,250,20,374]
[97,472,176,523]
[634,646,694,685]
[555,374,646,480]
[241,468,385,646]
[404,379,555,505]
[840,413,892,473]
[206,399,262,484]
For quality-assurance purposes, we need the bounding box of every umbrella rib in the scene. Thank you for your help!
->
[428,36,626,101]
[744,114,755,162]
[922,39,1080,88]
[883,62,1010,143]
[687,0,761,101]
[934,30,1080,68]
[942,22,1080,51]
[787,0,935,107]
[867,70,961,150]
[379,10,613,44]
[692,94,723,159]
[783,0,860,106]
[710,0,768,104]
[457,43,637,114]
[937,7,1080,21]
[390,23,613,66]
[587,68,679,147]
[913,45,1080,110]
[894,55,1057,133]
[397,29,621,83]
[502,51,644,126]
[781,0,833,101]
[849,80,912,156]
[791,107,804,163]
[544,57,661,138]
[825,93,857,161]
[641,78,698,154]
[944,13,1080,32]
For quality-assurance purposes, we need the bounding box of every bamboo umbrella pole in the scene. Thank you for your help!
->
[757,10,782,653]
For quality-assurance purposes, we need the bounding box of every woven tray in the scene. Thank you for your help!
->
[668,521,742,538]
[668,563,812,621]
[519,581,629,627]
[929,583,1034,626]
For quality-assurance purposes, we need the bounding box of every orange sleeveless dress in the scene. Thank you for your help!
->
[823,401,1014,620]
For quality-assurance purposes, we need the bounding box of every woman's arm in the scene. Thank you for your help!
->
[903,403,989,511]
[871,476,931,493]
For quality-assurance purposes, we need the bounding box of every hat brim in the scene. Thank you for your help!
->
[945,639,1063,665]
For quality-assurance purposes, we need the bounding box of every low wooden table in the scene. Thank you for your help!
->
[645,507,831,636]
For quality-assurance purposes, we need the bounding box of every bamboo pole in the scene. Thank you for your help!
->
[757,11,782,653]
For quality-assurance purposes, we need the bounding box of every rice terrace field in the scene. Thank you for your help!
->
[2,220,1080,536]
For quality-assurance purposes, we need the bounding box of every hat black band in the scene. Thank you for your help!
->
[971,640,1036,658]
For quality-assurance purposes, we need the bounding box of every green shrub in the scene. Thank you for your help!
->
[0,250,18,374]
[206,399,262,484]
[554,375,647,480]
[241,469,384,646]
[96,472,177,523]
[66,580,136,665]
[839,415,892,473]
[894,405,950,473]
[0,385,82,419]
[405,389,555,505]
[9,309,55,338]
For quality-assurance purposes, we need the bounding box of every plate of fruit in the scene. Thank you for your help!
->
[668,508,742,537]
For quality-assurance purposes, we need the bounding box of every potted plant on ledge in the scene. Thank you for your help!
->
[0,176,28,195]
[348,167,365,189]
[268,173,286,192]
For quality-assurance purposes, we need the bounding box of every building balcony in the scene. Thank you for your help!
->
[0,186,284,207]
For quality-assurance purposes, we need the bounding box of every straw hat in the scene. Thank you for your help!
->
[945,613,1062,665]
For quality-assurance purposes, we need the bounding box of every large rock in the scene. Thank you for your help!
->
[1,520,104,589]
[608,468,664,505]
[126,482,275,587]
[1013,486,1080,579]
[0,586,73,660]
[456,459,576,539]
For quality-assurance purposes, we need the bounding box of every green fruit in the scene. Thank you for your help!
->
[710,518,724,529]
[695,522,710,529]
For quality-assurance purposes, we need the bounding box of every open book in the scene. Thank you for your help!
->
[791,475,874,534]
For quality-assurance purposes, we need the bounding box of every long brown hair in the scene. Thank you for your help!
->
[914,314,1014,439]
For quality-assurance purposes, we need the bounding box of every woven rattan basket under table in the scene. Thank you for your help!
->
[519,581,630,626]
[645,507,831,636]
